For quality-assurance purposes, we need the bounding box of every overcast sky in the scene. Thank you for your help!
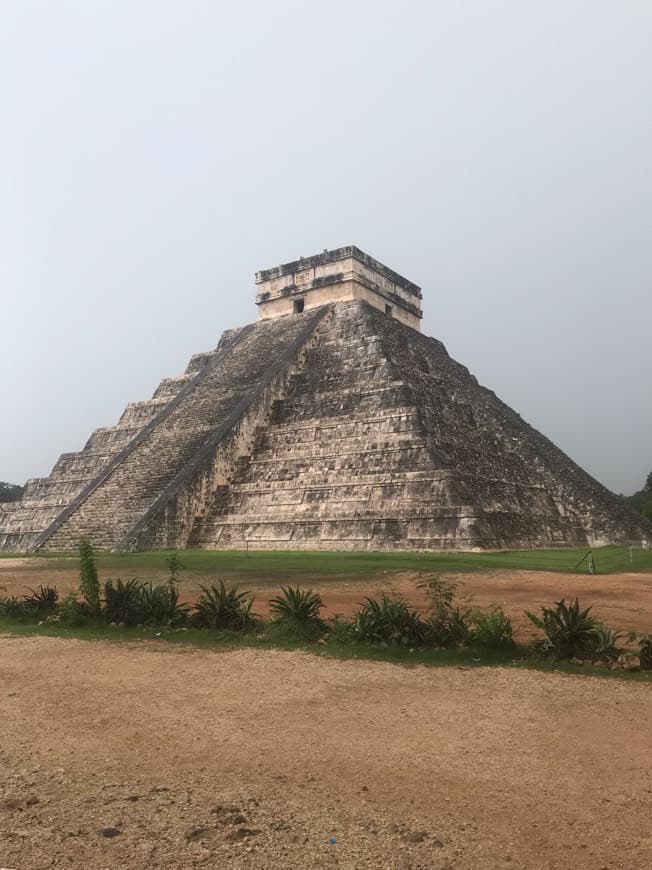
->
[1,0,650,495]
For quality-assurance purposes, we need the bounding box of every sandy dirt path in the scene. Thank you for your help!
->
[1,636,651,869]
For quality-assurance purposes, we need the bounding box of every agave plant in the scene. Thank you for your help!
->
[192,581,258,631]
[590,623,624,661]
[22,585,59,616]
[138,582,188,627]
[526,598,599,659]
[102,579,187,627]
[268,586,324,625]
[103,578,143,625]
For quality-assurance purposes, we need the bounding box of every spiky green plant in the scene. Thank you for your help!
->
[192,581,258,631]
[351,595,428,646]
[269,586,324,625]
[590,623,624,661]
[416,573,473,647]
[639,635,652,669]
[526,598,599,659]
[103,579,188,627]
[21,585,59,617]
[138,582,187,626]
[103,578,144,625]
[0,594,28,620]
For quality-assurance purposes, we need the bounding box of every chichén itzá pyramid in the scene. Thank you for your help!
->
[1,246,648,553]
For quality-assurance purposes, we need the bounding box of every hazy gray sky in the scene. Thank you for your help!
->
[1,0,650,495]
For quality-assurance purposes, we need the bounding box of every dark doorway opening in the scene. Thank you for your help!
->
[294,298,305,314]
[385,304,393,317]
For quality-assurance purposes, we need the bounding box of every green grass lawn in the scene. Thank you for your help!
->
[1,616,649,683]
[6,545,651,580]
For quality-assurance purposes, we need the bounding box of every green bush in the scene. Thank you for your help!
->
[417,573,474,647]
[269,586,324,625]
[351,595,427,646]
[103,579,188,627]
[469,605,514,648]
[639,635,652,669]
[526,598,599,659]
[590,623,624,661]
[103,579,142,624]
[268,586,325,642]
[22,585,59,617]
[57,592,89,626]
[138,582,187,627]
[0,586,59,621]
[0,594,29,620]
[79,539,101,616]
[192,581,259,631]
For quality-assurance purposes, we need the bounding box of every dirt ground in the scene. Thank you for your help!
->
[1,637,651,869]
[2,558,652,641]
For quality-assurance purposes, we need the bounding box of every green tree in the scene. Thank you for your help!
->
[0,482,24,503]
[79,539,101,616]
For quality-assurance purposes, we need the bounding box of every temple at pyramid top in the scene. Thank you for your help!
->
[255,245,423,330]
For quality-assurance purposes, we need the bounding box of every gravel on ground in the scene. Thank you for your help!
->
[1,636,651,869]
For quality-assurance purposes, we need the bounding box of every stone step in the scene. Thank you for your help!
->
[41,309,329,551]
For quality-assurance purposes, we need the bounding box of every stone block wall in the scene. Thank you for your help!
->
[3,297,648,553]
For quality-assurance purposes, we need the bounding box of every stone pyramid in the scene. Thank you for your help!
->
[1,246,648,552]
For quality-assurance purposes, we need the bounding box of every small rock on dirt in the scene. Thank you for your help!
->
[224,827,260,842]
[403,831,427,843]
[98,827,121,838]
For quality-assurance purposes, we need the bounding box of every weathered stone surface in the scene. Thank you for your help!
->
[2,250,649,552]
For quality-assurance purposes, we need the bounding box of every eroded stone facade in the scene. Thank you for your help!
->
[255,246,422,331]
[1,249,648,552]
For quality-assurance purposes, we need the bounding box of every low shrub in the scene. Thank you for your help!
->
[0,586,59,621]
[269,586,324,625]
[590,623,625,661]
[351,595,428,647]
[22,585,59,617]
[103,579,188,627]
[639,635,652,669]
[268,586,325,642]
[192,581,259,631]
[57,592,89,626]
[327,614,355,644]
[526,598,605,659]
[417,573,474,647]
[469,605,514,648]
[0,594,29,620]
[103,579,143,625]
